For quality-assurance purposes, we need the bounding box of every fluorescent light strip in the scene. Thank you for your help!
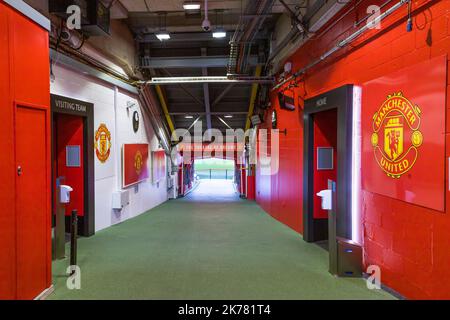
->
[351,86,362,244]
[149,76,275,84]
[156,33,170,41]
[213,31,227,38]
[183,4,201,10]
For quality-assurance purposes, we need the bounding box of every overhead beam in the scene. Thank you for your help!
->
[162,69,205,108]
[216,116,233,130]
[141,55,258,69]
[212,83,235,107]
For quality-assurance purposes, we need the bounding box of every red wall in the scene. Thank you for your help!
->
[0,2,51,299]
[256,0,450,299]
[0,2,15,299]
[256,109,304,232]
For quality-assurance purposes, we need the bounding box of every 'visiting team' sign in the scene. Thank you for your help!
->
[51,94,90,115]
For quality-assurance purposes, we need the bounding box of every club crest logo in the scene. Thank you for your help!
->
[95,123,112,163]
[371,92,423,178]
[134,150,143,175]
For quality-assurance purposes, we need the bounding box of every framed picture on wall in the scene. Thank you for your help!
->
[122,143,149,188]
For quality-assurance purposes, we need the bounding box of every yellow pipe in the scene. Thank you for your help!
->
[155,85,176,137]
[245,64,262,131]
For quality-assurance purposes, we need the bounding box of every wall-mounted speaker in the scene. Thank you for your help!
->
[278,91,296,111]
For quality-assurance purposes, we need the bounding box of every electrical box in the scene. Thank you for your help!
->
[49,0,110,36]
[316,189,332,210]
[337,237,363,277]
[112,190,130,210]
[60,185,73,204]
[82,0,110,36]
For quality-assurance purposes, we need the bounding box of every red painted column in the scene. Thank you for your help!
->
[246,174,256,200]
[240,164,247,197]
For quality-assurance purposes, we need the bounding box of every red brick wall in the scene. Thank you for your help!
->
[257,0,450,299]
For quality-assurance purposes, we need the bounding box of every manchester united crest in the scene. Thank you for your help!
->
[95,123,112,163]
[134,150,143,175]
[371,92,423,178]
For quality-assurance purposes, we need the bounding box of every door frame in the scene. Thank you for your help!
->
[302,84,355,243]
[51,94,95,237]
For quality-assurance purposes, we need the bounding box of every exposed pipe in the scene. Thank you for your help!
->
[50,38,133,85]
[278,0,307,29]
[228,0,276,75]
[155,85,176,136]
[245,65,263,131]
[139,85,172,152]
[267,0,349,68]
[114,86,121,190]
[272,0,411,91]
[354,0,393,27]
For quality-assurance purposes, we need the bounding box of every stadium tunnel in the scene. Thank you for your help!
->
[1,0,449,301]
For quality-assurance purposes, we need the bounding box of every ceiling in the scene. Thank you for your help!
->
[117,0,311,134]
[119,0,301,14]
[25,0,320,135]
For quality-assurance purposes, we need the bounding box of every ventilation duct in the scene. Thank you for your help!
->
[138,85,171,154]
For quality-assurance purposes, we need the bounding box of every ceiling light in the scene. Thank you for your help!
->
[183,1,201,10]
[224,115,233,118]
[185,115,194,119]
[212,30,226,38]
[156,32,170,41]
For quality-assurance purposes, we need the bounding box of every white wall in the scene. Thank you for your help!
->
[51,64,168,232]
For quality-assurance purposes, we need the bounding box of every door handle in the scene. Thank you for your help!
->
[17,165,22,176]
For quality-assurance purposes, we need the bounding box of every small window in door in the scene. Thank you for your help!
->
[66,145,81,167]
[317,147,333,170]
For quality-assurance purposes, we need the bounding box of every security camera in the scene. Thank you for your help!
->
[202,0,211,32]
[202,18,211,32]
[60,27,71,42]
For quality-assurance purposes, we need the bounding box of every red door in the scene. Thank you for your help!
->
[313,109,337,219]
[55,114,85,217]
[15,106,49,299]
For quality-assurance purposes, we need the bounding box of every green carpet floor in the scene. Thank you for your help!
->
[49,180,395,300]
